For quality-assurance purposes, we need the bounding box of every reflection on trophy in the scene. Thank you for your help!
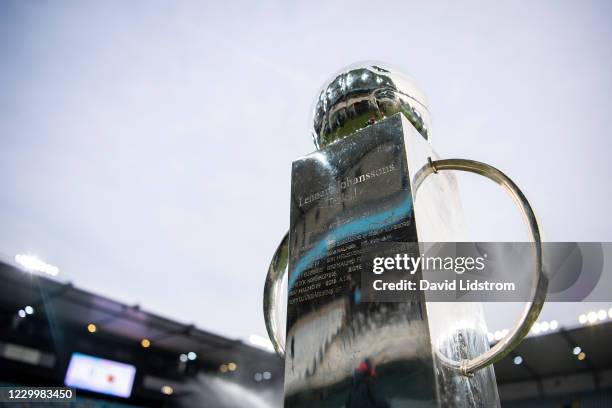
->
[264,62,547,407]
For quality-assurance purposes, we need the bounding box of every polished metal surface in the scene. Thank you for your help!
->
[412,158,549,375]
[398,117,499,406]
[311,62,431,149]
[264,157,548,377]
[264,139,548,375]
[264,62,546,406]
[264,232,288,357]
[282,115,438,405]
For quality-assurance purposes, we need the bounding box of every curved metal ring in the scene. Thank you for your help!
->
[413,158,548,375]
[263,232,288,357]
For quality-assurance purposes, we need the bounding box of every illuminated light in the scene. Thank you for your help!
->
[579,314,587,324]
[141,339,151,348]
[486,332,494,342]
[513,356,523,365]
[608,308,612,318]
[540,321,549,332]
[531,323,541,334]
[573,346,581,355]
[248,334,275,353]
[187,352,197,361]
[577,352,586,361]
[227,362,237,371]
[161,386,173,395]
[219,364,228,373]
[587,311,598,324]
[254,372,262,382]
[24,306,34,315]
[597,309,607,321]
[179,354,188,363]
[263,371,272,380]
[15,254,59,276]
[18,309,26,318]
[550,320,558,330]
[87,323,97,333]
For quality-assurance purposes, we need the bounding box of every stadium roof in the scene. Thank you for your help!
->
[0,261,279,370]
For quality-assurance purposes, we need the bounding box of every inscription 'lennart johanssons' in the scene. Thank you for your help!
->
[298,163,396,207]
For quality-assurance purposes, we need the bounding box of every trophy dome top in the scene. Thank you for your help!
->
[311,62,431,149]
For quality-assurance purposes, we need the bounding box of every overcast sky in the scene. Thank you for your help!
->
[1,0,611,343]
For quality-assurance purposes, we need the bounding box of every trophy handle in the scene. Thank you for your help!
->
[414,158,548,376]
[264,232,288,357]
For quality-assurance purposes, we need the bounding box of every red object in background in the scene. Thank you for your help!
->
[357,360,376,377]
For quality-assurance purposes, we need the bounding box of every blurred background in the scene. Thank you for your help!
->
[1,0,611,407]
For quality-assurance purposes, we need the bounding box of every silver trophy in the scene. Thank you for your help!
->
[263,62,547,407]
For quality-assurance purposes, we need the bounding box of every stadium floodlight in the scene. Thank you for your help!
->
[597,309,607,321]
[587,311,598,324]
[15,254,59,276]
